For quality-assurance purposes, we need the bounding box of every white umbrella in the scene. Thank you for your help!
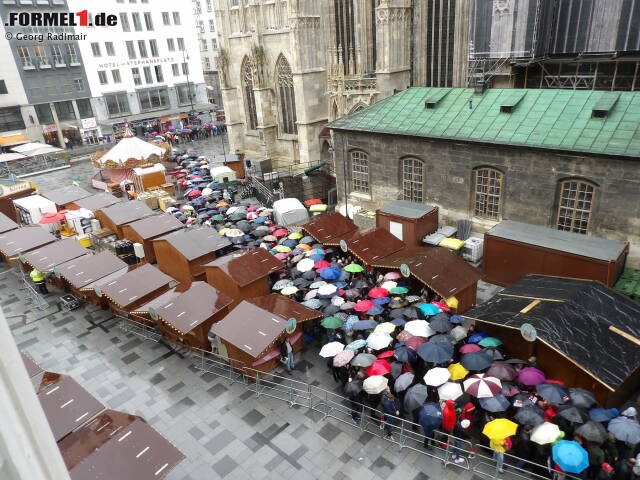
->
[366,332,393,350]
[281,286,298,296]
[319,342,344,358]
[424,367,451,387]
[310,280,327,289]
[531,422,561,445]
[404,320,434,338]
[201,187,213,196]
[438,382,464,401]
[297,258,315,272]
[381,281,397,291]
[463,374,502,398]
[318,284,337,296]
[226,206,240,214]
[451,325,468,342]
[331,296,345,306]
[363,375,388,394]
[304,289,318,300]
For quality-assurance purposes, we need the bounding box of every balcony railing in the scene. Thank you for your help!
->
[68,54,81,66]
[21,58,36,70]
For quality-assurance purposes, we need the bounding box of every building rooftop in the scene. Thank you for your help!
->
[99,264,173,310]
[71,193,120,212]
[124,213,184,240]
[21,238,88,273]
[295,212,358,243]
[0,226,56,257]
[204,248,284,286]
[41,185,91,206]
[154,227,231,261]
[329,87,640,158]
[378,201,436,219]
[97,201,155,227]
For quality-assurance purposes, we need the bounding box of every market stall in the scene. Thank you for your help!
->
[0,177,37,222]
[97,264,173,313]
[295,212,358,244]
[343,227,406,264]
[0,211,18,234]
[41,185,91,210]
[93,201,156,238]
[120,214,184,263]
[66,193,120,212]
[204,248,284,309]
[152,227,232,284]
[376,200,438,246]
[0,225,56,261]
[21,238,88,274]
[13,195,57,225]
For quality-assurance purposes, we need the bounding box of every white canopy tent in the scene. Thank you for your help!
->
[11,142,63,156]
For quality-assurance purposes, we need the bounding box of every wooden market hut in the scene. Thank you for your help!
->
[98,263,173,313]
[21,238,88,275]
[121,214,184,263]
[66,192,120,212]
[129,286,182,326]
[0,225,56,262]
[463,275,640,407]
[40,185,91,210]
[203,248,284,309]
[94,201,156,238]
[209,294,321,374]
[294,212,358,244]
[343,227,406,264]
[0,211,19,233]
[153,227,232,285]
[154,281,233,350]
[376,200,438,246]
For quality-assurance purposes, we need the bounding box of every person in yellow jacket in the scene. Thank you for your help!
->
[29,268,48,294]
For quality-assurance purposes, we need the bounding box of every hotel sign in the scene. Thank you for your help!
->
[97,57,176,69]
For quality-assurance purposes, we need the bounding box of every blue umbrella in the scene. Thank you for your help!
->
[607,416,640,444]
[390,317,406,327]
[537,382,570,404]
[417,303,440,316]
[418,403,442,431]
[319,267,341,280]
[302,299,321,309]
[468,332,490,343]
[589,408,618,422]
[283,239,297,248]
[346,339,367,350]
[479,395,511,412]
[344,315,359,330]
[417,342,453,363]
[373,297,391,305]
[253,216,267,223]
[552,440,589,474]
[366,305,384,315]
[460,351,493,370]
[309,254,324,262]
[352,320,377,331]
[394,346,417,363]
[334,282,348,289]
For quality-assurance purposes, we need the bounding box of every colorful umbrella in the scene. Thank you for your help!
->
[384,272,402,280]
[483,418,518,440]
[423,367,451,387]
[321,316,344,329]
[344,263,364,273]
[288,232,303,240]
[552,440,589,474]
[365,359,392,376]
[354,300,374,312]
[333,349,355,367]
[390,287,408,295]
[346,339,367,351]
[319,267,341,280]
[319,342,344,358]
[478,337,503,348]
[486,362,518,381]
[186,189,201,197]
[417,303,441,316]
[374,322,396,334]
[368,287,389,299]
[405,336,426,351]
[273,245,292,253]
[518,367,546,386]
[314,260,331,270]
[459,343,482,354]
[463,374,502,398]
[448,362,469,381]
[272,279,293,291]
[274,253,290,260]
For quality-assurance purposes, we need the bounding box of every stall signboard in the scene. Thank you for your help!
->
[42,124,57,132]
[81,118,97,129]
[339,239,348,253]
[400,263,411,278]
[285,317,297,334]
[521,323,537,342]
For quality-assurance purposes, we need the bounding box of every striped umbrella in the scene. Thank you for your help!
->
[463,373,502,398]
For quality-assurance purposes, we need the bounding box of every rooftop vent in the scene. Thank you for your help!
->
[500,91,527,113]
[474,81,486,95]
[592,93,620,118]
[424,89,451,109]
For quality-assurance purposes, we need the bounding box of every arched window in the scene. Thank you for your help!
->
[350,150,369,194]
[241,57,258,130]
[402,158,424,203]
[275,55,297,135]
[349,103,366,114]
[473,167,504,219]
[330,100,339,121]
[556,178,596,234]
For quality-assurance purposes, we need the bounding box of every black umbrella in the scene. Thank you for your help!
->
[352,280,369,289]
[293,278,311,288]
[429,315,453,333]
[418,403,442,431]
[504,358,529,365]
[343,379,363,397]
[557,405,588,424]
[575,420,608,443]
[299,236,314,244]
[430,334,456,345]
[479,394,510,413]
[536,382,570,404]
[514,405,545,426]
[402,307,420,319]
[344,289,361,299]
[460,351,493,371]
[302,271,317,280]
[389,309,406,319]
[569,388,597,409]
[351,353,376,368]
[404,384,428,412]
[417,342,453,363]
[390,361,403,379]
[483,348,504,360]
[323,305,340,316]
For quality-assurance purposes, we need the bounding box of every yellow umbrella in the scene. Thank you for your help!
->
[445,296,459,309]
[281,286,299,296]
[374,322,396,334]
[216,201,229,207]
[288,232,303,240]
[483,418,518,440]
[274,245,292,253]
[297,244,312,250]
[218,228,230,236]
[448,362,469,381]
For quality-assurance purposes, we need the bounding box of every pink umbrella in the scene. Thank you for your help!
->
[396,330,414,342]
[431,301,451,312]
[459,344,482,354]
[186,190,201,197]
[274,252,290,260]
[314,260,331,269]
[274,229,288,237]
[384,271,402,280]
[518,367,546,386]
[39,211,67,224]
[247,212,259,220]
[354,300,374,312]
[368,287,389,299]
[333,349,355,367]
[247,206,259,212]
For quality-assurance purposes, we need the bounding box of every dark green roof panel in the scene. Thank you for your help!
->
[328,88,640,158]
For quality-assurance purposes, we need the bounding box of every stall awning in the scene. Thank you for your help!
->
[0,134,28,146]
[103,103,216,126]
[295,212,358,244]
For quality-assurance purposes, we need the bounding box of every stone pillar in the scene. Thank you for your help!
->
[48,103,66,149]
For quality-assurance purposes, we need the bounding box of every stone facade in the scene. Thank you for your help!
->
[332,130,640,266]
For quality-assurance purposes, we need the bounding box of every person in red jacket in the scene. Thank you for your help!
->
[442,399,457,433]
[460,403,475,432]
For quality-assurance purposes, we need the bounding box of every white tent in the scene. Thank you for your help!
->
[0,153,27,163]
[11,142,63,156]
[97,136,165,166]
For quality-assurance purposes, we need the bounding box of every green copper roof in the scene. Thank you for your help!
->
[328,88,640,158]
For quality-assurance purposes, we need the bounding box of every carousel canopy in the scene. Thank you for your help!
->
[92,128,167,169]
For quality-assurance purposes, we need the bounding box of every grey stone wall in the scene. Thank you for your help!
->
[333,130,640,267]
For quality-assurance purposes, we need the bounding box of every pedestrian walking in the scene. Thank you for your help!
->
[381,388,399,441]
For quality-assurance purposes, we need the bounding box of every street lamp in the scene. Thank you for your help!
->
[182,49,194,116]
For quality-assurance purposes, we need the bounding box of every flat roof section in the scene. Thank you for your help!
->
[124,213,184,240]
[98,201,155,226]
[55,251,128,290]
[378,201,436,219]
[71,193,120,211]
[22,238,88,272]
[99,264,173,309]
[0,211,19,233]
[155,227,231,261]
[204,248,284,287]
[0,226,56,257]
[295,212,358,243]
[41,185,91,206]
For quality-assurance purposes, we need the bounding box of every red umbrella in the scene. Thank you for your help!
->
[304,198,322,206]
[39,211,67,224]
[377,350,394,359]
[314,260,331,270]
[406,336,426,351]
[186,190,201,197]
[368,287,389,299]
[431,301,451,312]
[354,300,374,312]
[187,148,196,153]
[274,228,288,237]
[463,374,502,398]
[459,344,482,354]
[365,359,392,376]
[546,379,565,386]
[396,330,414,342]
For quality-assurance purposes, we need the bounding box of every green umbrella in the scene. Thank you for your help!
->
[390,286,409,294]
[344,263,364,273]
[321,316,344,329]
[212,214,224,221]
[479,337,503,348]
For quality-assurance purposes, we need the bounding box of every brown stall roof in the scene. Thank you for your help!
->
[132,286,181,315]
[58,409,139,470]
[0,226,56,257]
[99,264,173,309]
[55,251,128,290]
[0,212,18,233]
[72,193,120,212]
[322,228,363,246]
[21,351,42,378]
[371,246,483,298]
[21,238,88,272]
[124,213,184,240]
[204,248,284,287]
[154,227,231,261]
[249,294,322,323]
[346,228,405,264]
[295,212,358,243]
[34,374,105,442]
[158,281,232,334]
[68,418,184,480]
[98,201,155,226]
[41,185,91,206]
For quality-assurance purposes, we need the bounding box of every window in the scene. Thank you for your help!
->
[167,38,175,51]
[172,12,181,25]
[132,12,142,31]
[138,40,148,58]
[200,39,208,51]
[0,80,7,94]
[35,104,54,124]
[241,57,258,130]
[181,62,189,75]
[171,63,179,76]
[98,70,108,84]
[51,44,64,64]
[120,13,130,31]
[76,98,93,118]
[211,38,218,49]
[402,158,424,203]
[0,107,25,132]
[132,67,141,86]
[177,83,196,105]
[203,57,211,71]
[111,69,121,83]
[154,65,163,82]
[91,42,101,56]
[143,66,153,84]
[556,179,596,234]
[105,42,115,56]
[17,46,31,66]
[473,167,504,219]
[126,41,136,59]
[149,39,158,57]
[105,92,130,117]
[177,37,184,51]
[209,19,215,31]
[54,101,76,121]
[143,12,153,30]
[162,12,170,25]
[137,87,169,111]
[206,0,212,11]
[33,45,47,64]
[351,151,369,194]
[275,55,297,135]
